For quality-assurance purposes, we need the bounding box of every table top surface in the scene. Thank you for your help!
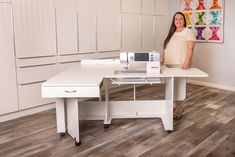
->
[42,60,208,87]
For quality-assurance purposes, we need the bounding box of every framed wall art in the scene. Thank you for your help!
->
[180,0,224,43]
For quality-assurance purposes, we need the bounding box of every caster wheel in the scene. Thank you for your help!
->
[60,133,66,137]
[166,130,172,133]
[104,124,109,129]
[75,141,81,146]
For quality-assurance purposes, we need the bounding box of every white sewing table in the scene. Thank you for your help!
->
[42,60,208,146]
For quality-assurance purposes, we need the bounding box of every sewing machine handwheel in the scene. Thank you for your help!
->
[166,130,172,133]
[75,141,81,146]
[104,124,109,129]
[59,133,66,137]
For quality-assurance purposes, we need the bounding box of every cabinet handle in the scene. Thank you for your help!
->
[65,90,77,93]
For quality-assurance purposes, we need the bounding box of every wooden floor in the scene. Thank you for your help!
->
[0,84,235,157]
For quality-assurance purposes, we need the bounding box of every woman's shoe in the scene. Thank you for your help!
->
[173,103,184,120]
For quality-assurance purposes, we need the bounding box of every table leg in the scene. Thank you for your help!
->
[66,98,81,146]
[56,98,66,137]
[162,77,174,132]
[104,79,111,129]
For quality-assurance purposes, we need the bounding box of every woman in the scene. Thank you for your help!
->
[161,12,196,120]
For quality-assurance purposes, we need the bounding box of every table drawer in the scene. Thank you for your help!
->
[42,86,100,98]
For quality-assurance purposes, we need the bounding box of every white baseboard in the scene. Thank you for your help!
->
[0,103,55,123]
[187,79,235,92]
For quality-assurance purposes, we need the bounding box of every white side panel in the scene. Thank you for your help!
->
[0,4,18,115]
[17,64,57,84]
[13,0,56,58]
[142,0,155,15]
[142,15,155,51]
[55,0,78,55]
[121,0,141,13]
[18,83,55,110]
[77,0,96,53]
[121,14,141,51]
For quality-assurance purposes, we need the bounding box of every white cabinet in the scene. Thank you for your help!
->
[0,4,18,115]
[142,0,155,15]
[121,0,141,13]
[142,15,155,51]
[96,0,120,52]
[121,14,141,51]
[55,0,78,55]
[12,0,56,58]
[77,0,96,53]
[15,57,58,109]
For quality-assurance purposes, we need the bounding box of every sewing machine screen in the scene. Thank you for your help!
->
[134,53,149,61]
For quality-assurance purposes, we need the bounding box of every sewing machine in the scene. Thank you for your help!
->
[119,52,160,74]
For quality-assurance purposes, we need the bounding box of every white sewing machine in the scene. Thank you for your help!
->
[119,51,160,74]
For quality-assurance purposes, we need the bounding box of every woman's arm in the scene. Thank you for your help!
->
[160,50,165,65]
[180,41,195,70]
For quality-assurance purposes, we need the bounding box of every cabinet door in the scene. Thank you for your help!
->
[18,83,55,110]
[96,0,120,52]
[55,0,78,55]
[155,0,167,15]
[142,15,155,51]
[142,0,155,15]
[121,0,141,13]
[12,0,56,58]
[77,0,96,53]
[0,0,10,2]
[155,16,168,53]
[0,4,18,115]
[121,14,141,51]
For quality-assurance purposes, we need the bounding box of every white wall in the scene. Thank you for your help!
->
[168,0,235,89]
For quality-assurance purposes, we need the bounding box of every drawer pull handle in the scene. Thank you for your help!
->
[65,90,77,93]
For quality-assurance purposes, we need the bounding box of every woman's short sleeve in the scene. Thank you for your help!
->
[186,28,196,41]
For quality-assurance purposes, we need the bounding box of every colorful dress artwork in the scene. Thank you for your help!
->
[195,12,206,25]
[196,0,206,10]
[184,12,193,26]
[181,0,224,43]
[183,0,193,11]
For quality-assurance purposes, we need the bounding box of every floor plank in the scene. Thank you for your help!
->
[0,84,235,157]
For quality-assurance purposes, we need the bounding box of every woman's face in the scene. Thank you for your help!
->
[174,14,185,28]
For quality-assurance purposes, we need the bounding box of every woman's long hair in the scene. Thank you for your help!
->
[163,12,187,50]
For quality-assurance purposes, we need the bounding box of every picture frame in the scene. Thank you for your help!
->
[180,0,224,43]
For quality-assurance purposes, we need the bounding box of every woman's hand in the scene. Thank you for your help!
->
[180,60,190,70]
[160,57,165,65]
